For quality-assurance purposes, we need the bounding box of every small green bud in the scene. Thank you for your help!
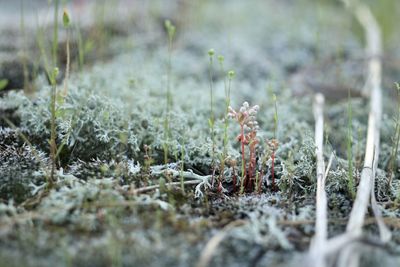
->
[49,67,59,85]
[228,70,235,78]
[53,67,59,78]
[63,9,70,28]
[208,49,215,57]
[100,164,109,174]
[0,79,8,91]
[164,20,176,39]
[218,55,224,63]
[395,82,400,91]
[273,93,277,102]
[164,19,172,29]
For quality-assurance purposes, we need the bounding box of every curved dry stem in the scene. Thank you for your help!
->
[337,2,389,267]
[196,220,247,267]
[309,93,328,267]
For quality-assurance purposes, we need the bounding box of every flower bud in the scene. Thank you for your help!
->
[63,9,70,28]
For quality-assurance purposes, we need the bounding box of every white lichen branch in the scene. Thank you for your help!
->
[309,93,328,267]
[130,164,212,197]
[337,1,390,267]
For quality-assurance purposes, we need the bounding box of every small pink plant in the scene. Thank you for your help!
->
[228,102,260,193]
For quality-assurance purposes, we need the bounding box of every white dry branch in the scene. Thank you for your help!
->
[305,2,392,265]
[196,220,247,267]
[337,2,391,267]
[309,93,331,267]
[313,94,327,244]
[130,164,212,197]
[131,180,203,194]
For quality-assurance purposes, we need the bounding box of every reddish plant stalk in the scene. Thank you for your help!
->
[248,148,253,190]
[240,125,246,183]
[271,147,275,190]
[248,145,256,191]
[228,102,259,193]
[247,132,258,191]
[232,165,237,192]
[217,181,223,194]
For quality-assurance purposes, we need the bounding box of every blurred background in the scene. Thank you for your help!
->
[0,0,399,96]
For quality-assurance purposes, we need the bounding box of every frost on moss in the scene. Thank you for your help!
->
[0,128,47,203]
[278,135,317,195]
[68,158,140,186]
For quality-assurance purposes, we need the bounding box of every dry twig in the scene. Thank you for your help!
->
[337,2,390,266]
[196,220,247,267]
[309,94,335,267]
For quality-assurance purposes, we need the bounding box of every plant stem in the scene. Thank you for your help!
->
[63,28,70,97]
[76,23,86,72]
[208,55,215,173]
[180,143,185,194]
[254,171,259,193]
[240,125,246,194]
[258,170,263,194]
[49,0,60,187]
[272,94,278,190]
[163,20,175,164]
[248,144,255,190]
[232,165,237,192]
[52,0,59,67]
[388,83,400,188]
[49,78,57,187]
[347,89,355,199]
[20,0,30,93]
[36,27,50,80]
[219,59,228,184]
[271,147,275,190]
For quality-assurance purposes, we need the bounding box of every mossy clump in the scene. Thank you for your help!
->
[0,129,47,203]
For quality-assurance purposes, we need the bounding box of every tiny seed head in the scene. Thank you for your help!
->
[63,9,71,28]
[53,67,59,78]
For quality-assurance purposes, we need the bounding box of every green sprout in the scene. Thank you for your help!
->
[347,90,356,199]
[62,8,71,97]
[49,67,60,186]
[20,0,31,93]
[62,8,70,27]
[389,82,400,189]
[217,53,234,191]
[208,49,216,177]
[163,20,176,164]
[52,0,59,67]
[270,93,278,191]
[0,79,8,91]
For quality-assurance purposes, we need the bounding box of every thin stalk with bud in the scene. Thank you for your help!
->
[163,20,176,164]
[62,8,71,97]
[208,49,216,176]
